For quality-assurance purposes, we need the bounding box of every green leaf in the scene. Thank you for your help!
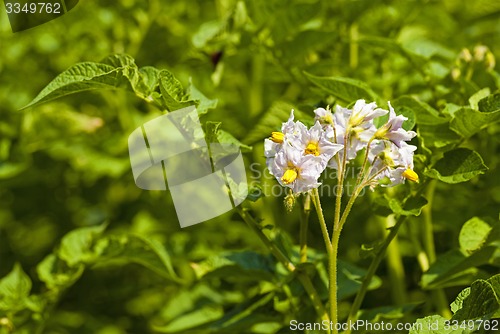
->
[452,274,500,321]
[207,293,279,333]
[186,79,218,115]
[337,260,382,300]
[205,122,252,153]
[0,264,32,312]
[22,54,143,110]
[158,70,192,111]
[459,217,492,255]
[36,254,84,291]
[22,62,121,109]
[94,234,181,283]
[192,251,276,282]
[478,92,500,113]
[59,224,107,267]
[392,96,448,125]
[450,106,500,138]
[154,305,224,333]
[468,88,490,110]
[304,72,379,103]
[418,123,461,149]
[421,247,496,289]
[425,148,488,184]
[243,101,308,144]
[388,195,428,217]
[410,315,467,334]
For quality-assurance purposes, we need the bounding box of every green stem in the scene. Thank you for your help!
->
[345,215,407,334]
[382,215,407,305]
[349,23,359,69]
[237,206,330,326]
[300,194,311,263]
[311,188,336,333]
[422,180,452,318]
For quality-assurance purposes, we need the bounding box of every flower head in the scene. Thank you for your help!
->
[367,140,418,188]
[270,145,323,193]
[374,102,416,147]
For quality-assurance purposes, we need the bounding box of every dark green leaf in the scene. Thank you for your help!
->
[452,274,500,321]
[304,72,379,104]
[425,148,488,184]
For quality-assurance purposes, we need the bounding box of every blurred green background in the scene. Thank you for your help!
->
[1,0,499,333]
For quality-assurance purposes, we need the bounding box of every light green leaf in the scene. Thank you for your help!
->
[22,62,122,109]
[304,72,379,103]
[459,217,492,255]
[158,70,192,111]
[36,254,84,291]
[0,264,32,312]
[205,122,252,153]
[154,305,224,333]
[59,224,107,267]
[452,274,500,321]
[186,80,218,115]
[468,88,490,110]
[425,148,488,184]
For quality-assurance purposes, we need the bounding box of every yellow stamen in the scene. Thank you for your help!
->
[304,142,320,156]
[402,169,419,183]
[270,132,285,143]
[282,169,298,184]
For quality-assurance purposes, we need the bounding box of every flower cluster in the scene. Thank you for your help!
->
[265,100,418,194]
[264,111,343,193]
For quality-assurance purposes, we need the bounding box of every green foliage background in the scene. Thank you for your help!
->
[0,0,499,333]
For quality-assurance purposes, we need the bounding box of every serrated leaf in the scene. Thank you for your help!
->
[459,217,492,255]
[452,274,500,321]
[0,264,32,312]
[425,148,488,184]
[59,224,107,267]
[304,72,379,103]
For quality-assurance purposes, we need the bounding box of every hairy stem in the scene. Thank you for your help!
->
[300,194,311,263]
